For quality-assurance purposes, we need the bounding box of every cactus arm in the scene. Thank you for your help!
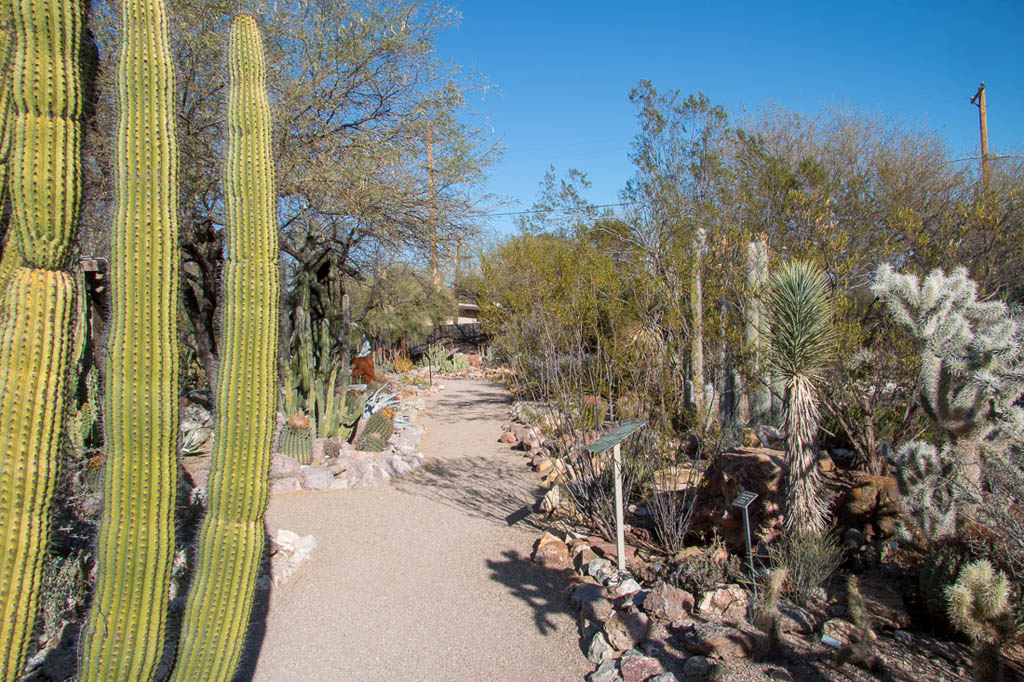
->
[77,0,179,677]
[170,15,279,680]
[0,0,82,676]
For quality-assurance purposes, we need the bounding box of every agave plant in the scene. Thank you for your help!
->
[766,260,834,534]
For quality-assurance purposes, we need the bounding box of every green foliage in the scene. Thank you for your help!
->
[672,535,742,597]
[946,560,1014,682]
[349,264,454,348]
[766,260,834,534]
[767,531,842,607]
[872,265,1024,540]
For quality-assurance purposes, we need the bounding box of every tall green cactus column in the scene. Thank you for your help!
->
[0,0,19,296]
[170,14,279,681]
[77,0,179,678]
[0,0,83,677]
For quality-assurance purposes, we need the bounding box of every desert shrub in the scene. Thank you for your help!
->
[393,355,413,373]
[768,531,843,607]
[672,535,742,597]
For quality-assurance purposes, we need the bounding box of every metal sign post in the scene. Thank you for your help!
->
[730,490,758,598]
[587,420,645,572]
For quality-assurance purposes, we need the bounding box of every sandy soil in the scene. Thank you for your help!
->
[242,379,590,682]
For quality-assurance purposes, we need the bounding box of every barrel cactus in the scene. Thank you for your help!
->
[279,414,313,463]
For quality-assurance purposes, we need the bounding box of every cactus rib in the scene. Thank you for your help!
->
[170,14,279,680]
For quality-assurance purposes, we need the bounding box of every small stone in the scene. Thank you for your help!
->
[821,617,858,644]
[532,532,571,570]
[646,675,677,682]
[587,631,614,664]
[574,547,600,573]
[619,653,664,682]
[817,452,836,472]
[587,557,614,581]
[603,610,650,651]
[299,466,333,490]
[682,656,711,678]
[269,476,300,494]
[607,576,642,599]
[499,431,517,444]
[697,584,749,623]
[893,629,912,645]
[571,583,615,624]
[643,582,695,623]
[535,457,554,474]
[587,658,620,682]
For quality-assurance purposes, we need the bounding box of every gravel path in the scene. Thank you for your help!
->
[242,379,590,682]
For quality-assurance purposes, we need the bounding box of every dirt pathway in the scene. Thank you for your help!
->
[243,379,590,682]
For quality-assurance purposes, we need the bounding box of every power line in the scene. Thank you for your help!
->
[485,201,635,218]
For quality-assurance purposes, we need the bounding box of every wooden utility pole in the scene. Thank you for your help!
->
[970,82,990,190]
[427,127,439,286]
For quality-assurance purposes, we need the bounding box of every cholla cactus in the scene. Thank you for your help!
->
[872,265,1024,539]
[766,260,834,534]
[946,559,1013,682]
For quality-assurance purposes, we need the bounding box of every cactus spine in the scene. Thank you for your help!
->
[170,15,279,680]
[946,560,1013,682]
[78,0,180,676]
[0,0,83,676]
[280,415,313,463]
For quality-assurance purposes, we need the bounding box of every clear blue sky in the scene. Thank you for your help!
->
[434,1,1024,236]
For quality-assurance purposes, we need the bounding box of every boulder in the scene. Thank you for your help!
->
[603,610,650,651]
[683,623,757,660]
[591,541,637,567]
[834,474,902,540]
[858,576,911,629]
[642,582,695,623]
[691,447,786,552]
[532,532,571,570]
[269,453,301,479]
[777,600,815,634]
[697,584,749,623]
[821,617,858,644]
[269,476,300,495]
[299,466,333,491]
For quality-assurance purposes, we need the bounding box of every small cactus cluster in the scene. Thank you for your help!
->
[580,395,607,428]
[355,407,395,451]
[835,575,883,673]
[946,559,1014,682]
[754,567,788,653]
[280,413,314,463]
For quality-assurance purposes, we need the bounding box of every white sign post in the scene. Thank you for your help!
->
[587,421,645,573]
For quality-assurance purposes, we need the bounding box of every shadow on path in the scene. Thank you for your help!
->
[393,455,545,530]
[485,549,581,644]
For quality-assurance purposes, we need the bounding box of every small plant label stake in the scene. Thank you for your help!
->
[587,420,645,572]
[731,490,758,598]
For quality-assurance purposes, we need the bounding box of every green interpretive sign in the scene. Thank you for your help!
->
[586,420,645,454]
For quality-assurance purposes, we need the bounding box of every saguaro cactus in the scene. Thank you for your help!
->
[0,0,83,677]
[78,0,180,676]
[744,239,770,424]
[170,15,279,680]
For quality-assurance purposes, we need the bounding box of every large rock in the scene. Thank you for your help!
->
[642,582,694,624]
[532,532,571,570]
[697,584,749,623]
[834,474,902,540]
[269,453,301,479]
[858,576,911,629]
[587,659,620,682]
[587,631,614,664]
[299,466,333,490]
[269,476,300,495]
[692,447,786,552]
[603,610,650,651]
[683,622,757,660]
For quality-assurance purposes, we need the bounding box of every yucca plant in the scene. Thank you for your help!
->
[765,260,834,534]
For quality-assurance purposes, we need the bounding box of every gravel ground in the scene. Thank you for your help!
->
[243,379,591,682]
